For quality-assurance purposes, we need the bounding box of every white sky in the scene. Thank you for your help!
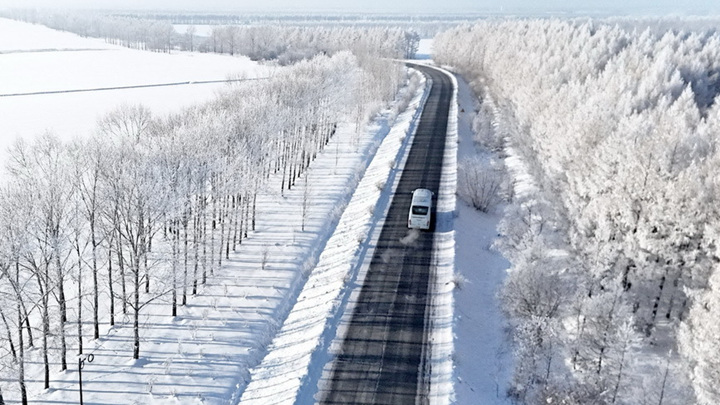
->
[1,0,718,15]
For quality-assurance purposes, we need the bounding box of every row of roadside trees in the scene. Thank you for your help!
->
[0,49,405,404]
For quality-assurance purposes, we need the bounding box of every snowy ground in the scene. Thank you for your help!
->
[444,71,513,404]
[0,18,267,166]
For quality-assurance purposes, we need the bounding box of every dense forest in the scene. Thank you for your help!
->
[436,19,720,404]
[0,15,407,404]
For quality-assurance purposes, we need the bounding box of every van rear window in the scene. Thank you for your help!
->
[412,206,429,215]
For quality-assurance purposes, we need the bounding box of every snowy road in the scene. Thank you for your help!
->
[317,64,452,404]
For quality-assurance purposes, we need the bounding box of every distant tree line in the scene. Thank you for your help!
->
[0,48,405,404]
[124,12,468,38]
[2,9,421,60]
[435,19,720,405]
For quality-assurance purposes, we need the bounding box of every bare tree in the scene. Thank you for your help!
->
[457,156,503,212]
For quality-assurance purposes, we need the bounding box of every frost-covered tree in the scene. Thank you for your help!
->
[0,42,406,401]
[457,156,502,212]
[436,18,720,403]
[6,134,74,383]
[679,264,720,404]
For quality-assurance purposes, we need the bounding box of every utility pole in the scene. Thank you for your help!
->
[78,353,95,405]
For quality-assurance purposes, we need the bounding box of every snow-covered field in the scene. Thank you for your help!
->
[0,18,267,165]
[1,19,513,404]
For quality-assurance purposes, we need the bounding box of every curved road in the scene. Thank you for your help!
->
[317,65,453,404]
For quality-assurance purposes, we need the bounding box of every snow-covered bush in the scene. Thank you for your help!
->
[457,156,503,213]
[472,92,504,153]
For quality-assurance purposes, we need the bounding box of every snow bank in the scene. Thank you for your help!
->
[424,65,457,405]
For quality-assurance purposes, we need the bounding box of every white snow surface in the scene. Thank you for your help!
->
[421,64,456,404]
[0,18,266,168]
[452,72,513,404]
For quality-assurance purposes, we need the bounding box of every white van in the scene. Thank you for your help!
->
[408,188,433,230]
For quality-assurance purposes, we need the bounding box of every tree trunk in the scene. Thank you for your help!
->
[237,195,244,245]
[16,261,33,348]
[55,242,68,371]
[108,247,115,326]
[132,210,145,360]
[17,296,27,405]
[612,339,628,403]
[117,233,127,315]
[211,194,218,276]
[183,212,189,306]
[231,194,239,250]
[144,220,150,294]
[91,216,99,339]
[77,238,83,355]
[193,203,200,296]
[220,195,227,263]
[658,354,671,405]
[133,258,140,359]
[41,273,50,389]
[281,138,290,194]
[220,196,227,261]
[650,268,669,331]
[203,196,209,285]
[0,309,16,360]
[252,193,257,231]
[244,194,250,238]
[172,221,178,317]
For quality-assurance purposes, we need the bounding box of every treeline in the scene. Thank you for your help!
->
[199,25,419,64]
[2,9,421,61]
[435,20,720,404]
[146,12,477,37]
[0,51,405,405]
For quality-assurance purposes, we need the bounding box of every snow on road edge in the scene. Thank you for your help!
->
[238,70,429,405]
[424,64,457,405]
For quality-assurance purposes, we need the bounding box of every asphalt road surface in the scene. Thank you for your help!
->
[317,64,452,404]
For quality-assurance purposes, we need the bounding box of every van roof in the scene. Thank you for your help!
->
[411,188,432,204]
